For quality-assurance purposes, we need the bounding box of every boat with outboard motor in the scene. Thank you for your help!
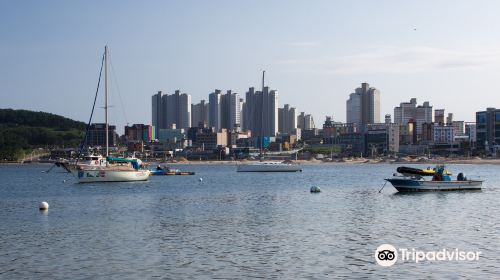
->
[385,165,482,192]
[151,165,195,176]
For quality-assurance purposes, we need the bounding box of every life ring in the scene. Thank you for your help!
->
[94,160,99,164]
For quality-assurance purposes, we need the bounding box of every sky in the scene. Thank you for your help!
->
[2,0,500,133]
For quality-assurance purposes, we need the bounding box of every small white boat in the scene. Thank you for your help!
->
[237,161,302,172]
[385,165,482,192]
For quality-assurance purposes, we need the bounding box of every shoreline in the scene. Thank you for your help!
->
[3,158,500,166]
[148,157,500,165]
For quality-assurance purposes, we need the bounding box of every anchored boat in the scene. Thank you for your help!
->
[57,46,150,182]
[236,161,302,172]
[151,165,195,176]
[385,165,482,192]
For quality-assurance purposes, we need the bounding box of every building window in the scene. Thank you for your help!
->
[477,113,486,123]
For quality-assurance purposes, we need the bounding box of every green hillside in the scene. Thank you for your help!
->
[0,109,86,161]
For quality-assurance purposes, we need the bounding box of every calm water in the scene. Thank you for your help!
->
[1,163,499,279]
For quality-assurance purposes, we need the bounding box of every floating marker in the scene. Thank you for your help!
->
[310,186,321,193]
[199,177,203,182]
[39,201,49,211]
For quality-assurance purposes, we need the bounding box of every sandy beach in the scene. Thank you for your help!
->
[148,157,500,165]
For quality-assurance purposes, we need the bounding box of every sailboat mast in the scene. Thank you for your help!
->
[260,70,265,158]
[104,46,109,157]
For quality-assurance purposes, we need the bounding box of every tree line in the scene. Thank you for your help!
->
[0,109,86,161]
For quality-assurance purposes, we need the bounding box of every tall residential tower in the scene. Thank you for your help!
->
[346,83,380,127]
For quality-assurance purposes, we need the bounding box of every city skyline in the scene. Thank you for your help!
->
[2,1,500,133]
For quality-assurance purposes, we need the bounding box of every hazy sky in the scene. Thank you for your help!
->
[2,0,500,132]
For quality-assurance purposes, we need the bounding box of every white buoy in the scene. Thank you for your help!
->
[199,177,203,182]
[39,201,49,211]
[310,186,321,193]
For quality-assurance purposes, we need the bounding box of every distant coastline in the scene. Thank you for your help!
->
[3,157,500,166]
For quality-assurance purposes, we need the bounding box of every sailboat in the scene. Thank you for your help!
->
[236,71,302,172]
[58,46,150,182]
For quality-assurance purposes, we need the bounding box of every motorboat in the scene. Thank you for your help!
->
[151,165,195,176]
[385,165,482,192]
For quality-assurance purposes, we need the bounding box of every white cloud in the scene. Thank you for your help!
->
[278,45,500,74]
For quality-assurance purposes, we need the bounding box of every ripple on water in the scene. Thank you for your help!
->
[0,164,499,278]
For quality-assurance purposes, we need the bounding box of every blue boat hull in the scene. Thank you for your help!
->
[385,178,482,192]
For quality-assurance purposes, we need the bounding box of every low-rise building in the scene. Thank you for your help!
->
[86,123,118,147]
[124,124,153,143]
[433,125,455,145]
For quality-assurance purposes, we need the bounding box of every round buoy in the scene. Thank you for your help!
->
[199,178,203,182]
[310,186,321,193]
[39,201,49,211]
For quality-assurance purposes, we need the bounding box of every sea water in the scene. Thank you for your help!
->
[0,163,499,278]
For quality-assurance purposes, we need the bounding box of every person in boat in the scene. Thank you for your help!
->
[432,166,450,181]
[156,165,163,171]
[457,172,467,181]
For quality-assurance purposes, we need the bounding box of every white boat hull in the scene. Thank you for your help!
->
[71,168,150,183]
[386,178,482,192]
[237,162,302,172]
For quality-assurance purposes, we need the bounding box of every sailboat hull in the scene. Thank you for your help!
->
[237,162,302,172]
[73,169,150,183]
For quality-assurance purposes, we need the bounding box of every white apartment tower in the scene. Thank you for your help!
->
[346,83,380,126]
[208,89,222,131]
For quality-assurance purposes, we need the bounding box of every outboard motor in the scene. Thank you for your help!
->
[457,172,465,181]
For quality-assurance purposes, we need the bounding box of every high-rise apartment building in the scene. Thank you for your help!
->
[446,113,453,125]
[346,83,380,126]
[278,104,297,134]
[151,90,192,133]
[393,98,432,137]
[239,98,245,129]
[151,91,164,137]
[297,112,315,130]
[208,90,241,131]
[220,90,241,130]
[244,86,278,137]
[434,109,445,125]
[208,89,222,131]
[191,100,208,128]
